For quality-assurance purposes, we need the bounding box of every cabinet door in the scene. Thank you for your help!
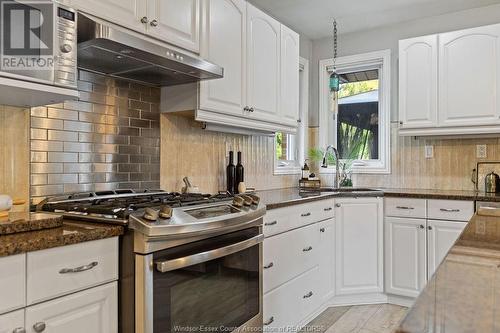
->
[399,35,438,129]
[147,0,200,52]
[0,309,25,333]
[439,24,500,127]
[199,0,246,116]
[280,24,300,125]
[0,254,25,315]
[335,198,383,295]
[246,3,281,123]
[25,282,117,333]
[318,219,335,304]
[70,0,147,33]
[385,217,427,298]
[427,220,467,279]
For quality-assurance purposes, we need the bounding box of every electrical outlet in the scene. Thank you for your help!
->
[425,145,434,159]
[477,145,487,159]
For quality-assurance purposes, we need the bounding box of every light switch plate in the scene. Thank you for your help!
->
[425,145,434,159]
[477,145,487,159]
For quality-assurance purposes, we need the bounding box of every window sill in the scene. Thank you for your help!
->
[274,167,301,176]
[319,166,390,175]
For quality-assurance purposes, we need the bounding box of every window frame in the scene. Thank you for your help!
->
[274,57,309,175]
[318,49,391,174]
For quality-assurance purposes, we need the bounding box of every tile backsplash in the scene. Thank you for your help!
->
[30,70,161,203]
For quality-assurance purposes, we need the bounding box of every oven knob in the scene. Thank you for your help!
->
[60,44,72,53]
[159,205,173,219]
[233,196,244,207]
[143,207,159,221]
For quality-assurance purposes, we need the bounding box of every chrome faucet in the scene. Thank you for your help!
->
[322,145,341,189]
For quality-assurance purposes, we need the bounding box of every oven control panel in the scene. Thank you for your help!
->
[54,6,77,88]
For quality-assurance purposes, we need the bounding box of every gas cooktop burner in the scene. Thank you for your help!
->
[37,189,235,225]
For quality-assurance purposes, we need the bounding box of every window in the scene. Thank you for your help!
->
[319,50,391,174]
[274,58,309,174]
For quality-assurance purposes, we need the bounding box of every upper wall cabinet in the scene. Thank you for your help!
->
[399,23,500,136]
[439,24,500,128]
[162,1,300,134]
[69,0,200,52]
[399,35,438,129]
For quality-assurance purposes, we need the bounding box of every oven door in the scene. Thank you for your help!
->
[136,227,263,333]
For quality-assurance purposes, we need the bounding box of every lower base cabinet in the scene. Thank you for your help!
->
[25,282,117,333]
[0,310,24,333]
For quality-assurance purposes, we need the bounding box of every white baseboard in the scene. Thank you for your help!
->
[386,294,415,307]
[328,293,388,307]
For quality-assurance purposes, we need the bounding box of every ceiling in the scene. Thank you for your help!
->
[247,0,500,39]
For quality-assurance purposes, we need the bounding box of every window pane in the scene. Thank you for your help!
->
[275,132,297,166]
[332,69,379,160]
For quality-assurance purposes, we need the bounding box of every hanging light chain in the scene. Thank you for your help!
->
[333,19,338,70]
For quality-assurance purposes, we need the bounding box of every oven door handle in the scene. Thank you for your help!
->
[155,234,264,273]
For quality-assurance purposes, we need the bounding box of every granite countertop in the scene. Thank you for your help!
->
[0,220,124,257]
[396,213,500,332]
[0,212,63,235]
[257,187,500,210]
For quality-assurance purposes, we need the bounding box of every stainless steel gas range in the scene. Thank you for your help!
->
[38,190,266,333]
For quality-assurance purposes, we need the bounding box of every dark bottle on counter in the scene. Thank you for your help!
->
[235,151,244,193]
[226,151,236,194]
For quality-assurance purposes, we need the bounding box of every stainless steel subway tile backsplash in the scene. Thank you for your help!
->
[30,70,161,203]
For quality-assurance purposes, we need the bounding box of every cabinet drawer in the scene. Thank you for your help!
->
[264,199,334,237]
[0,254,26,314]
[263,222,320,293]
[25,282,117,333]
[428,200,474,221]
[385,198,426,218]
[0,309,25,333]
[263,266,320,331]
[27,237,118,305]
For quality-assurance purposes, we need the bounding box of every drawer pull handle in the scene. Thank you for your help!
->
[264,262,274,269]
[440,208,460,212]
[324,207,333,211]
[33,322,46,333]
[13,328,26,333]
[335,203,341,208]
[264,317,274,326]
[303,291,313,299]
[428,226,433,231]
[418,224,425,229]
[265,221,277,226]
[396,206,414,210]
[320,228,326,233]
[301,212,311,217]
[303,246,313,252]
[59,261,98,274]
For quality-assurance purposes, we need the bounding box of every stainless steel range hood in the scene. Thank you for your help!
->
[77,13,223,87]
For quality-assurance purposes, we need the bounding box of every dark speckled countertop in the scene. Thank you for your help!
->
[382,188,500,202]
[0,220,123,257]
[396,213,500,332]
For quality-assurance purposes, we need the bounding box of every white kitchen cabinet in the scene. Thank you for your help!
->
[318,219,335,303]
[0,254,25,315]
[385,217,427,298]
[439,24,500,127]
[147,0,200,52]
[427,219,467,279]
[69,0,147,33]
[246,3,281,123]
[335,197,384,295]
[398,35,438,129]
[25,282,117,333]
[0,310,25,333]
[199,0,246,117]
[280,24,300,125]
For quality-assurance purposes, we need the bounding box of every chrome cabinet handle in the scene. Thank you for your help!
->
[301,212,311,217]
[243,106,249,112]
[440,208,460,212]
[33,322,46,333]
[428,226,433,230]
[396,206,414,210]
[320,227,325,233]
[264,262,274,269]
[249,107,255,112]
[303,246,313,252]
[59,261,98,274]
[140,16,149,24]
[265,220,277,226]
[303,291,313,299]
[335,203,341,208]
[324,207,333,211]
[13,328,26,333]
[150,19,158,27]
[418,225,425,229]
[264,317,274,326]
